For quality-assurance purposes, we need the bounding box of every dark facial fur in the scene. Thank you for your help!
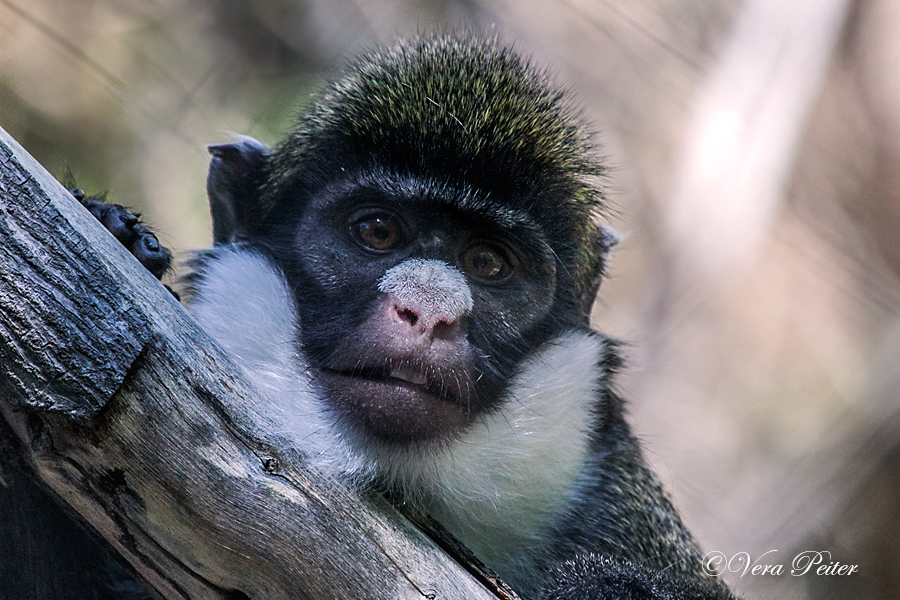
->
[276,175,564,444]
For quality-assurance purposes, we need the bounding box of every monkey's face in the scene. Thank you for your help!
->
[272,174,560,447]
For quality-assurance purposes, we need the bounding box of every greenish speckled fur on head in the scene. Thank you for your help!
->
[266,33,608,298]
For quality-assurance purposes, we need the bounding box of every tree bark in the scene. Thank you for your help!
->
[0,125,515,600]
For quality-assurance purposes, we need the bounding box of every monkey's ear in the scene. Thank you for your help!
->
[207,136,271,245]
[580,225,620,321]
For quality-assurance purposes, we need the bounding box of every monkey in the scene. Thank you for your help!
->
[187,33,738,600]
[0,33,738,600]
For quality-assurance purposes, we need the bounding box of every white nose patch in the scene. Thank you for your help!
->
[377,259,473,321]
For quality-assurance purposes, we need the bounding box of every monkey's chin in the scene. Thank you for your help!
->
[316,370,471,444]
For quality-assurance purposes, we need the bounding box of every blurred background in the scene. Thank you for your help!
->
[2,0,899,598]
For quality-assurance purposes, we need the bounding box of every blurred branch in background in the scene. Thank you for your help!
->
[2,1,900,599]
[664,0,850,278]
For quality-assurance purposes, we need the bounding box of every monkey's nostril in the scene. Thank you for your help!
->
[432,319,454,337]
[396,306,419,326]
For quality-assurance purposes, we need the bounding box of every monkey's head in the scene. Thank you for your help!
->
[204,34,614,451]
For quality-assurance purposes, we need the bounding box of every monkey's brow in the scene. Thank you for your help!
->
[444,190,537,229]
[336,171,542,233]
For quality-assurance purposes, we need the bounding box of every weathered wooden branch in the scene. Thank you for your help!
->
[0,125,516,600]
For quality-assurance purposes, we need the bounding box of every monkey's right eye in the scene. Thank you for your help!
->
[349,213,404,251]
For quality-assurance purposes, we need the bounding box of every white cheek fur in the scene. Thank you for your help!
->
[188,246,602,580]
[390,332,603,581]
[187,247,331,456]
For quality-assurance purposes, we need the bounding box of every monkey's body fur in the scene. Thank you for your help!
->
[0,34,737,599]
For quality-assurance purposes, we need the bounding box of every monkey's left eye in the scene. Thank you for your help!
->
[460,242,513,282]
[350,213,404,251]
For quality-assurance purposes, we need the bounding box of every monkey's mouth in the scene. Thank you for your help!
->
[387,366,427,386]
[323,365,453,400]
[316,364,471,443]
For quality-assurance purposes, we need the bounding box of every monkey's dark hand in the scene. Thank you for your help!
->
[69,188,178,298]
[539,554,736,600]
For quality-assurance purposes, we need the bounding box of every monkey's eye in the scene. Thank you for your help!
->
[350,213,404,251]
[460,243,513,282]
